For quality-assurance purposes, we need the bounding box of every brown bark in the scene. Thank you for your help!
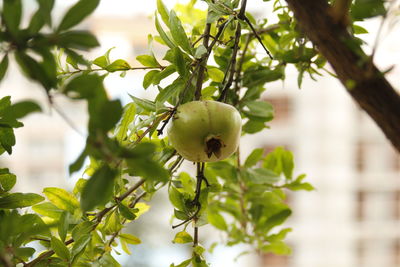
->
[285,0,400,153]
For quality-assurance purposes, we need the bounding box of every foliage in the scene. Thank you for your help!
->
[0,0,387,266]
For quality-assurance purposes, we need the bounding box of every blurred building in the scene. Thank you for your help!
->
[0,1,399,267]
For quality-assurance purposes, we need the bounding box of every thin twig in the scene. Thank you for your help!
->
[243,16,273,59]
[58,66,166,76]
[52,101,85,137]
[157,109,176,136]
[130,112,170,147]
[218,21,242,102]
[25,239,74,267]
[233,34,251,98]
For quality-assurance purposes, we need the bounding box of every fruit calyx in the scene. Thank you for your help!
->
[205,135,225,159]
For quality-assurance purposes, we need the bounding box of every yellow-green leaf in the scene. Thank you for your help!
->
[208,68,224,83]
[120,233,141,245]
[173,231,193,244]
[43,187,79,213]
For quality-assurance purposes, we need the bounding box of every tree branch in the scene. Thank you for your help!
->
[285,0,400,153]
[194,22,212,100]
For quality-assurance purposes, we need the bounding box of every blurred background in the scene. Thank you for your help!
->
[0,1,399,267]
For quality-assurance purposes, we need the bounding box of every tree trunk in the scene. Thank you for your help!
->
[285,0,400,153]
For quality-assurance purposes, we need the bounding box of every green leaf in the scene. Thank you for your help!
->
[103,210,122,235]
[155,15,175,48]
[71,234,91,257]
[233,116,258,134]
[51,236,70,260]
[0,96,11,113]
[244,148,264,168]
[285,174,314,191]
[64,74,106,100]
[0,54,9,82]
[0,127,15,154]
[43,187,80,213]
[143,70,160,89]
[90,99,123,132]
[105,59,131,72]
[120,233,141,244]
[171,259,192,267]
[265,209,292,231]
[5,100,41,119]
[115,103,136,143]
[32,202,63,218]
[28,0,54,34]
[157,0,170,27]
[194,45,208,59]
[171,47,187,77]
[266,228,292,242]
[58,31,100,50]
[126,156,169,183]
[81,165,117,212]
[261,241,292,255]
[71,221,95,241]
[98,252,121,267]
[14,247,36,260]
[263,147,294,179]
[118,204,136,220]
[14,51,57,90]
[0,172,16,192]
[351,0,386,20]
[174,209,189,220]
[153,65,176,85]
[173,231,193,244]
[129,95,156,112]
[245,168,280,184]
[353,24,369,34]
[93,56,108,68]
[168,186,186,211]
[208,67,224,83]
[69,147,88,174]
[58,0,100,32]
[3,0,22,36]
[243,67,284,88]
[169,10,192,54]
[207,207,227,230]
[0,193,44,209]
[58,212,69,242]
[136,55,160,68]
[156,78,184,105]
[243,100,274,122]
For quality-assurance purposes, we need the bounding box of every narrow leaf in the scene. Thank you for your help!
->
[157,0,170,26]
[51,236,70,260]
[120,233,141,245]
[0,55,9,82]
[58,0,100,32]
[169,10,192,54]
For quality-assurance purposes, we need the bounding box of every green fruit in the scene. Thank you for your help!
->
[167,100,242,162]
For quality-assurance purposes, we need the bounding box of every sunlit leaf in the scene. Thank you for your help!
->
[173,231,193,244]
[43,187,80,213]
